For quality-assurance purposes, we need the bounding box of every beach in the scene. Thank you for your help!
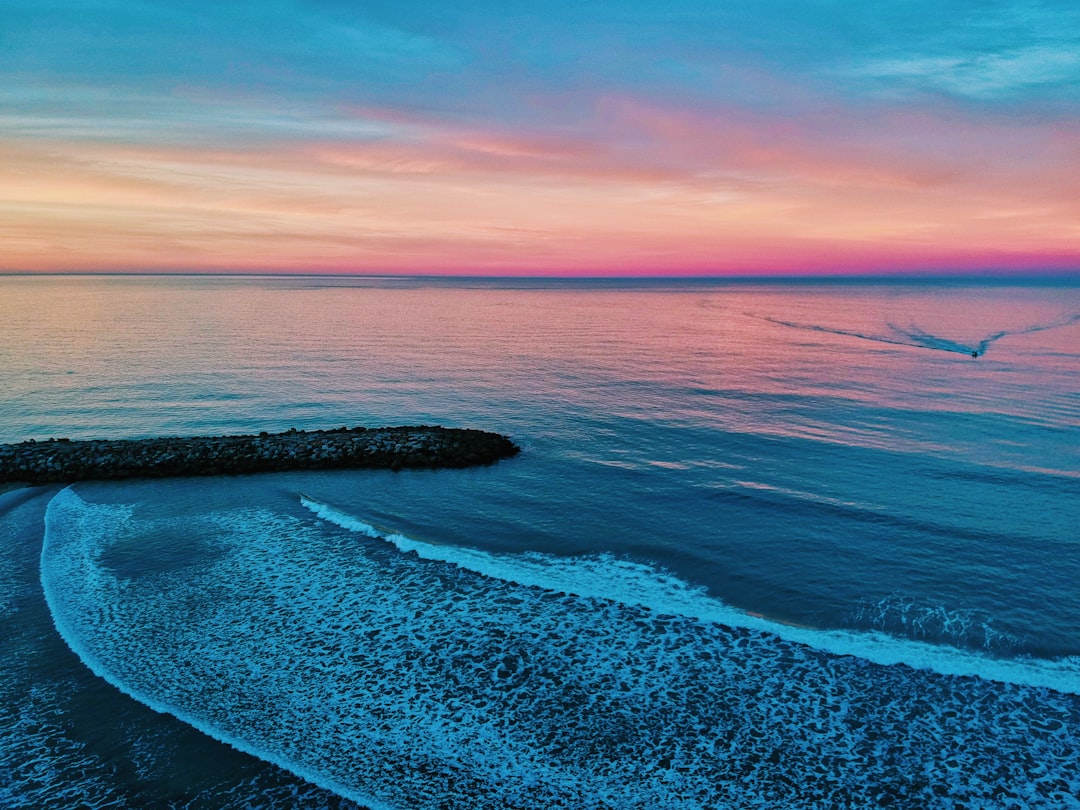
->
[2,274,1079,808]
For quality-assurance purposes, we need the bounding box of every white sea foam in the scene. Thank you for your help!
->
[301,494,1080,695]
[41,487,399,810]
[41,487,1080,809]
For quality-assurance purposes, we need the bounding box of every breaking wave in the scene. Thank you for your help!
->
[846,594,1026,656]
[41,487,1080,809]
[301,494,1080,694]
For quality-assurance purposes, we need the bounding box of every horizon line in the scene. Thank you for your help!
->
[2,269,1079,284]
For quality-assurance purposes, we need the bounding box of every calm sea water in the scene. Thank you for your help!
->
[2,274,1078,808]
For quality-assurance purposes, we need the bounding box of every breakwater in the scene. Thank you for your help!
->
[0,426,520,484]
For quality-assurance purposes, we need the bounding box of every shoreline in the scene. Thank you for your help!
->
[0,425,520,484]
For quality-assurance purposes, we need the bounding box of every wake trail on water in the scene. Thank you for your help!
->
[968,312,1080,355]
[749,312,1080,357]
[299,495,1080,694]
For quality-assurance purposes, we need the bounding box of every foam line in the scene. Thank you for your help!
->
[37,487,1080,807]
[301,494,1080,694]
[41,487,398,810]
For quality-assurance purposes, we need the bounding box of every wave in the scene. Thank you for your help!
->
[40,487,398,810]
[41,487,1080,808]
[301,494,1080,694]
[846,594,1026,656]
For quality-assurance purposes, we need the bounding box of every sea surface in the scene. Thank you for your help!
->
[1,274,1078,809]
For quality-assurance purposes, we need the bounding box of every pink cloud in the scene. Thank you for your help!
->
[3,94,1079,275]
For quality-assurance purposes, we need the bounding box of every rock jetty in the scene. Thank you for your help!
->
[0,426,520,484]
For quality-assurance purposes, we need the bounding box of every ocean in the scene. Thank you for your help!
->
[1,273,1078,809]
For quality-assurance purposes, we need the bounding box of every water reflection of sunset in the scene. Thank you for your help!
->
[4,276,1075,478]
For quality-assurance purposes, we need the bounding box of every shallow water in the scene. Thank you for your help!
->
[3,274,1079,807]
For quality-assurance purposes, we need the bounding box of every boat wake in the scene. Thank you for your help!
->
[749,312,1080,357]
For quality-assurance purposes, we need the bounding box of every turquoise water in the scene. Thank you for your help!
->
[2,275,1079,807]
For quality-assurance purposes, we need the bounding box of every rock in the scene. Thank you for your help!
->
[0,425,520,484]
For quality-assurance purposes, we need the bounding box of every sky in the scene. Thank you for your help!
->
[2,1,1079,276]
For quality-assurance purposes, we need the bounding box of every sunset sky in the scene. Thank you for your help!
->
[2,1,1079,276]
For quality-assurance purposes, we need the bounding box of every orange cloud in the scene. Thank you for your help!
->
[3,95,1079,275]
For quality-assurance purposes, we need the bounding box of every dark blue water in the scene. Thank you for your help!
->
[2,275,1079,807]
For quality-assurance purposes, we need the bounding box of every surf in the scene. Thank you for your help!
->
[39,486,398,810]
[300,493,1080,694]
[38,485,1080,808]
